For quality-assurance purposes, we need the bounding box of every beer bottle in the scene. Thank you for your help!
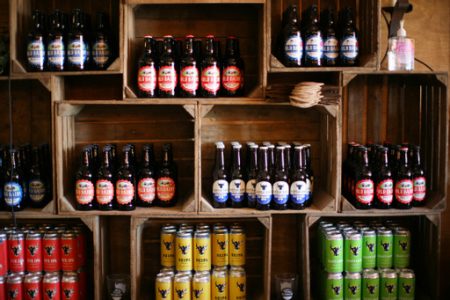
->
[303,5,323,67]
[126,143,137,172]
[272,146,289,210]
[95,147,114,210]
[245,144,258,208]
[137,36,157,98]
[394,147,413,209]
[75,148,95,210]
[179,35,199,97]
[200,35,221,97]
[212,142,229,208]
[229,144,245,208]
[353,147,374,209]
[92,12,112,70]
[156,144,177,207]
[27,10,46,71]
[339,7,359,66]
[116,146,136,211]
[255,146,272,210]
[304,144,314,203]
[27,147,48,208]
[321,9,339,66]
[375,147,394,209]
[158,36,177,97]
[280,5,303,67]
[46,10,65,71]
[412,145,426,206]
[263,142,275,178]
[289,145,310,209]
[137,144,156,207]
[67,9,89,71]
[3,150,25,211]
[221,36,244,97]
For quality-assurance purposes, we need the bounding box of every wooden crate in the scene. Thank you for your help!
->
[304,214,441,300]
[130,216,272,300]
[268,0,379,71]
[55,74,123,101]
[9,0,123,76]
[198,102,340,214]
[55,101,198,215]
[123,1,266,98]
[341,72,448,214]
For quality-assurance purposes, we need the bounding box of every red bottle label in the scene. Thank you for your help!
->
[0,237,8,277]
[43,238,61,272]
[7,281,23,300]
[180,66,199,93]
[222,66,243,92]
[116,179,135,204]
[24,280,41,300]
[75,179,94,205]
[43,280,60,300]
[61,237,78,272]
[158,66,177,92]
[413,176,426,202]
[355,179,374,204]
[62,279,79,300]
[26,238,43,273]
[8,239,25,273]
[376,179,394,204]
[138,65,157,92]
[201,66,220,93]
[394,179,413,204]
[156,177,176,202]
[95,179,114,205]
[138,178,156,203]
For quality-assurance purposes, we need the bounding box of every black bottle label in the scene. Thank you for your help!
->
[304,33,323,61]
[323,37,339,61]
[28,179,46,202]
[340,35,359,60]
[284,34,303,62]
[92,39,111,65]
[67,38,88,67]
[47,38,65,68]
[27,38,45,68]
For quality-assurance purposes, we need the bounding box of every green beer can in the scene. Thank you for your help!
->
[394,227,410,269]
[325,272,344,300]
[344,231,362,273]
[361,228,377,269]
[325,231,344,273]
[380,269,398,300]
[321,226,338,268]
[398,269,415,300]
[362,269,379,300]
[377,229,393,268]
[344,272,361,300]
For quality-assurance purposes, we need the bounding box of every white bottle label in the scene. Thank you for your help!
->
[256,181,272,205]
[290,180,309,205]
[230,179,245,203]
[273,181,289,205]
[212,180,229,203]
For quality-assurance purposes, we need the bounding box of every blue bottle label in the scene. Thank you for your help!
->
[92,39,111,65]
[47,38,65,68]
[230,179,245,203]
[323,37,339,60]
[290,180,309,204]
[67,38,88,67]
[273,181,289,205]
[4,182,23,206]
[340,35,359,59]
[256,181,272,205]
[305,33,323,60]
[284,34,303,61]
[27,39,45,68]
[212,180,229,203]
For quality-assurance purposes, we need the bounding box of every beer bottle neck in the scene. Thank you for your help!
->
[360,150,369,166]
[82,150,90,167]
[226,38,239,57]
[205,38,214,55]
[294,147,305,170]
[249,148,258,170]
[399,149,409,166]
[162,149,172,165]
[216,148,225,170]
[143,147,153,166]
[102,150,110,167]
[275,148,285,172]
[413,148,421,166]
[122,150,130,167]
[163,38,173,54]
[96,13,109,31]
[381,150,389,166]
[184,38,194,56]
[31,148,40,167]
[232,148,241,170]
[144,38,154,55]
[259,149,269,172]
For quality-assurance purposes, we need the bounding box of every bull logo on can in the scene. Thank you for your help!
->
[46,289,56,299]
[381,242,390,251]
[28,245,38,256]
[215,282,226,293]
[231,240,241,250]
[350,246,359,256]
[402,283,412,294]
[331,285,340,295]
[45,246,55,256]
[8,290,18,299]
[11,245,22,256]
[399,241,408,251]
[385,282,395,294]
[260,183,268,191]
[234,182,241,189]
[366,242,375,252]
[193,288,203,298]
[178,245,189,255]
[330,246,340,256]
[217,240,227,250]
[62,245,71,255]
[175,288,187,298]
[158,288,170,298]
[218,183,225,189]
[237,282,245,292]
[366,284,376,294]
[196,244,207,255]
[27,289,38,298]
[163,241,172,251]
[348,285,358,295]
[64,289,74,298]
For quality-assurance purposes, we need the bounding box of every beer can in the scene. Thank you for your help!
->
[192,272,210,300]
[362,269,379,300]
[8,232,26,274]
[324,231,343,273]
[173,273,191,300]
[26,232,43,273]
[180,224,194,233]
[0,276,5,300]
[194,230,211,272]
[24,273,42,300]
[229,266,246,300]
[336,221,351,229]
[212,227,229,267]
[0,232,8,276]
[43,272,61,300]
[229,227,245,267]
[380,269,397,300]
[6,274,23,300]
[71,226,87,268]
[393,228,410,269]
[176,231,193,272]
[320,227,338,268]
[212,267,228,300]
[61,231,78,271]
[78,268,87,299]
[43,232,61,272]
[196,224,210,232]
[161,226,177,268]
[62,272,80,300]
[344,231,362,273]
[361,228,377,269]
[398,269,415,300]
[344,272,361,300]
[325,272,343,300]
[377,229,393,269]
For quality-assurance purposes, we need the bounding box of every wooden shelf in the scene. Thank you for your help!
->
[126,0,266,3]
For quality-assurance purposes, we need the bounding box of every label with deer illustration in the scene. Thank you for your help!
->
[194,235,211,272]
[344,235,363,273]
[229,232,245,267]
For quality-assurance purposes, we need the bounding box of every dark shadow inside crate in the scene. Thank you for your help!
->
[64,75,123,100]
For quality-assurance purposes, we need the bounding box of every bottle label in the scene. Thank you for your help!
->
[340,36,359,59]
[290,180,309,204]
[138,65,157,92]
[413,176,426,202]
[116,179,134,204]
[156,177,176,202]
[95,179,114,204]
[92,39,111,65]
[394,179,413,204]
[230,179,245,203]
[47,38,65,67]
[305,34,323,60]
[212,179,229,203]
[180,66,199,93]
[355,179,374,204]
[28,180,46,203]
[222,66,243,92]
[323,37,339,60]
[67,38,88,66]
[245,179,257,204]
[4,182,23,206]
[138,177,156,203]
[273,181,289,205]
[376,179,393,204]
[201,66,220,93]
[27,39,45,67]
[255,181,272,205]
[284,35,303,61]
[158,66,177,92]
[75,179,94,205]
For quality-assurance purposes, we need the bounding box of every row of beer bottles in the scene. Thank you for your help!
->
[212,141,314,210]
[137,35,244,98]
[343,143,426,209]
[0,144,52,211]
[75,143,177,211]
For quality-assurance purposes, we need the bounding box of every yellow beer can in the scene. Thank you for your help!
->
[212,267,228,300]
[192,271,211,300]
[229,266,246,300]
[156,272,173,300]
[160,267,175,278]
[229,227,246,267]
[173,273,191,300]
[176,230,193,272]
[161,225,177,268]
[212,227,229,267]
[196,223,210,231]
[194,230,211,272]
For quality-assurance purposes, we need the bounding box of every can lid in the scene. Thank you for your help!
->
[26,231,42,239]
[345,272,361,279]
[399,269,415,279]
[344,231,362,239]
[7,274,23,283]
[0,276,5,284]
[377,228,393,235]
[194,230,210,238]
[229,266,245,275]
[156,272,172,282]
[24,273,42,283]
[44,231,60,239]
[8,232,24,240]
[363,269,379,279]
[174,274,191,282]
[177,230,193,237]
[62,273,79,283]
[0,231,6,239]
[327,272,343,280]
[362,229,376,236]
[381,269,398,278]
[214,227,229,234]
[212,268,227,277]
[62,231,77,238]
[230,227,245,234]
[196,223,210,230]
[394,227,410,235]
[193,271,210,282]
[176,271,193,278]
[213,223,226,230]
[44,273,60,283]
[326,232,343,240]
